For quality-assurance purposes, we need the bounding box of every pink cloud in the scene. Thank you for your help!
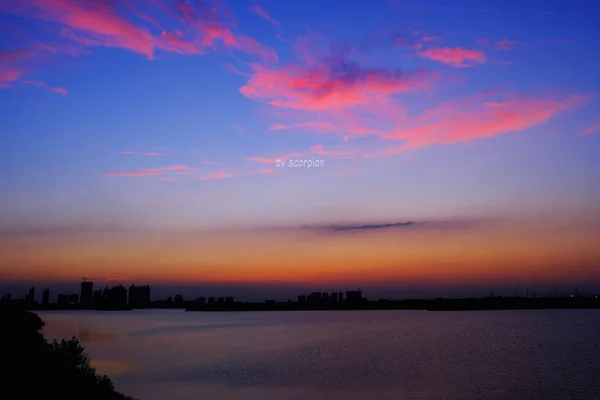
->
[247,156,275,163]
[9,0,278,63]
[103,164,193,177]
[240,58,436,111]
[364,94,582,157]
[335,167,360,176]
[121,151,168,156]
[52,87,68,96]
[311,144,351,156]
[197,166,274,180]
[476,39,490,46]
[155,30,203,55]
[232,123,246,133]
[23,0,155,57]
[195,25,278,63]
[270,120,383,137]
[0,68,21,88]
[244,167,275,175]
[24,80,68,96]
[0,50,32,88]
[275,32,294,45]
[249,5,280,26]
[223,62,251,77]
[422,36,441,42]
[247,152,301,163]
[270,121,339,132]
[496,38,519,50]
[417,47,487,67]
[581,121,600,136]
[198,170,238,180]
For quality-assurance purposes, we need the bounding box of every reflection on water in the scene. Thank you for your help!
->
[42,315,120,343]
[38,309,600,400]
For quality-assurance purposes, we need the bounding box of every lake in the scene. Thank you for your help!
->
[38,309,600,400]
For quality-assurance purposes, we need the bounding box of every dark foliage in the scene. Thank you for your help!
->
[1,309,136,400]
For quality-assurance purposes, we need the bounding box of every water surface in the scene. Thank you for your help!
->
[39,309,600,400]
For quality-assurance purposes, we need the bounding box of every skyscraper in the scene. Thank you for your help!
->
[80,279,94,307]
[42,288,50,305]
[57,294,68,306]
[28,287,35,304]
[68,294,79,305]
[128,285,151,308]
[346,290,362,303]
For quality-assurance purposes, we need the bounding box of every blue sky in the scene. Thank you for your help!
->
[1,0,599,297]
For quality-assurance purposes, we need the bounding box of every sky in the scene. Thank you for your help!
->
[1,0,600,301]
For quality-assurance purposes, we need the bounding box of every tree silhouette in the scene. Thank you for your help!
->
[1,308,136,400]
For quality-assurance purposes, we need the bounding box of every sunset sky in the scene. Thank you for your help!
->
[1,0,600,300]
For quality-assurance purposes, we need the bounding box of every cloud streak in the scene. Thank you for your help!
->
[240,56,436,111]
[417,47,487,67]
[326,221,415,232]
[581,121,600,136]
[365,93,582,157]
[247,152,300,164]
[249,5,279,26]
[24,80,68,95]
[7,0,278,63]
[103,164,194,177]
[121,151,168,156]
[198,167,274,180]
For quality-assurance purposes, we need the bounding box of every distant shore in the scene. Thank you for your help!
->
[5,296,600,313]
[185,297,600,312]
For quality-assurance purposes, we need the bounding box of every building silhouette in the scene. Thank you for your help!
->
[57,294,68,306]
[309,292,321,304]
[101,285,127,307]
[346,290,362,303]
[80,280,94,307]
[92,290,102,305]
[330,292,338,303]
[68,294,79,305]
[128,285,150,308]
[174,295,184,307]
[28,287,35,304]
[42,288,50,305]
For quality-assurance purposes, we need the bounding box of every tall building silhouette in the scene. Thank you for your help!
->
[80,279,94,307]
[102,285,127,307]
[330,292,338,303]
[346,290,362,303]
[57,294,68,306]
[28,287,35,304]
[93,290,102,306]
[128,285,150,308]
[42,288,50,305]
[68,294,79,305]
